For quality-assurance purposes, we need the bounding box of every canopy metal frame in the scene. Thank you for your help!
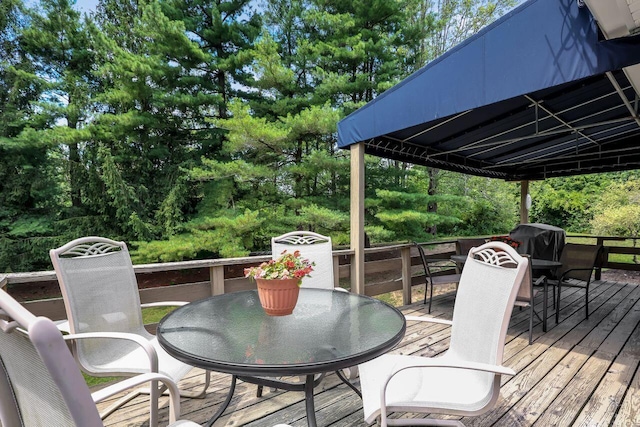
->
[364,70,640,181]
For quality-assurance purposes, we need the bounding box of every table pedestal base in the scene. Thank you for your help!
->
[206,371,359,427]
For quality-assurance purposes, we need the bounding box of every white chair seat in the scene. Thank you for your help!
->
[360,354,494,424]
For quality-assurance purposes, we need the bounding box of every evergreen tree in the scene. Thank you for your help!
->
[160,0,262,120]
[86,0,213,239]
[0,0,70,271]
[21,0,95,209]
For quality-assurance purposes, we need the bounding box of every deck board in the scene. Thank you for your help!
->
[97,279,640,427]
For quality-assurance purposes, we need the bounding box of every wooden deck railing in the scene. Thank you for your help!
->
[1,235,638,322]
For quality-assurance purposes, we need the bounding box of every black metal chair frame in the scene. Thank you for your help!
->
[414,242,462,313]
[553,244,603,323]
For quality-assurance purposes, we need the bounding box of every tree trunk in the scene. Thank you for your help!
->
[68,115,82,208]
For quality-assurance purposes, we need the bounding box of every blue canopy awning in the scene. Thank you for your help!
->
[337,0,640,180]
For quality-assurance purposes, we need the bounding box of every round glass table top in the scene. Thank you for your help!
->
[157,289,406,376]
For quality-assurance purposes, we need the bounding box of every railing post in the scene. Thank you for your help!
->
[520,180,530,224]
[350,142,366,294]
[596,237,605,280]
[401,247,412,305]
[210,265,225,295]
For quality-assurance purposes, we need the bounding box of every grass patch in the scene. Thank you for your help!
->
[142,305,177,324]
[83,372,120,388]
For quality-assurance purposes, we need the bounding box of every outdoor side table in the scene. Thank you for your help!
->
[157,288,406,427]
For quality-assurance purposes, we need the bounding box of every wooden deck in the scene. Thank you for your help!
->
[98,279,640,427]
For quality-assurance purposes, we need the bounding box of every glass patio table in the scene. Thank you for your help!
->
[157,288,406,427]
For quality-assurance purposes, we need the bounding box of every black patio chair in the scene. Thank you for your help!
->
[414,242,461,313]
[552,243,603,323]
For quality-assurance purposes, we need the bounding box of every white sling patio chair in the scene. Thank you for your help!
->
[49,236,210,427]
[0,287,199,427]
[514,255,547,345]
[272,231,338,290]
[358,241,528,427]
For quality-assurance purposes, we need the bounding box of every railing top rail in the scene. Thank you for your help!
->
[3,250,356,285]
[566,234,631,241]
[4,235,639,285]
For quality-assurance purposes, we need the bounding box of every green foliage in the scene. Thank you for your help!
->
[4,0,636,274]
[437,173,518,236]
[372,188,460,241]
[528,173,633,232]
[590,180,640,237]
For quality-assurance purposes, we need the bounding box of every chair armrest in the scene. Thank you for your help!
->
[385,359,515,379]
[533,275,546,286]
[91,372,181,423]
[404,315,453,326]
[558,267,597,283]
[63,331,159,372]
[141,301,188,309]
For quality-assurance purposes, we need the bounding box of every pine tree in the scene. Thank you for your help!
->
[86,0,213,239]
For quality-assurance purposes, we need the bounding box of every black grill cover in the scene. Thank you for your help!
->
[509,223,566,261]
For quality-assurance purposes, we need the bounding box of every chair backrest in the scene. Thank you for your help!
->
[413,242,434,277]
[449,242,528,376]
[516,255,534,303]
[455,238,487,256]
[0,288,102,427]
[271,231,334,289]
[557,243,602,282]
[49,237,149,371]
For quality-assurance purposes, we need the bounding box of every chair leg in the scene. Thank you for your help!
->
[423,281,427,305]
[529,305,534,345]
[556,283,562,324]
[428,283,433,314]
[585,286,589,319]
[177,370,211,398]
[150,379,159,427]
[151,370,210,399]
[98,389,143,420]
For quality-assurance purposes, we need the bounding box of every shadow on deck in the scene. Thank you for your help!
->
[97,279,640,426]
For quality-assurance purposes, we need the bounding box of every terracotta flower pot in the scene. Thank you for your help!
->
[255,278,300,316]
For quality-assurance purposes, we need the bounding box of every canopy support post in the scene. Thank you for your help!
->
[520,180,530,224]
[350,142,365,295]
